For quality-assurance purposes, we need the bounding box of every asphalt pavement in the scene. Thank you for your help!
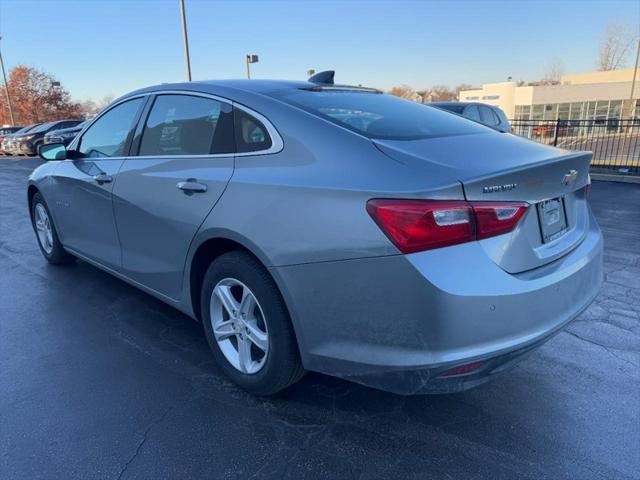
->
[1,157,639,480]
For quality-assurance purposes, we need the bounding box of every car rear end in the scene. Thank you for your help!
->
[269,87,603,393]
[280,174,601,394]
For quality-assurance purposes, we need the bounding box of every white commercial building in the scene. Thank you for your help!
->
[459,68,640,121]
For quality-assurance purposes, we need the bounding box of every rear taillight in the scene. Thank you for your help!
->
[367,199,528,254]
[471,202,528,240]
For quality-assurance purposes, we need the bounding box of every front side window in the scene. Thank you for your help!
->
[78,98,143,158]
[271,90,487,140]
[138,94,234,156]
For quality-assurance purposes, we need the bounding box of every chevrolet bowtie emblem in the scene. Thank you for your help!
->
[562,170,578,186]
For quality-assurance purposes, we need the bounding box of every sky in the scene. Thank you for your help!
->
[1,0,639,102]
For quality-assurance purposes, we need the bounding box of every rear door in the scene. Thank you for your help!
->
[51,97,146,268]
[112,93,236,300]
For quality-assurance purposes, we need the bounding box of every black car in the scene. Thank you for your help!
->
[14,119,83,156]
[428,102,512,133]
[44,120,90,146]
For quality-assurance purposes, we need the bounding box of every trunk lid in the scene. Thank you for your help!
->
[374,132,592,273]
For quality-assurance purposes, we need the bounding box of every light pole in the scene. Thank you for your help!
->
[246,55,259,79]
[0,36,16,126]
[179,0,192,81]
[630,38,640,111]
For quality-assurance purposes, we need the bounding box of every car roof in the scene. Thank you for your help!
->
[121,79,379,103]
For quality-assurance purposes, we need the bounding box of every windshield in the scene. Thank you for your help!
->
[30,122,55,133]
[272,90,487,140]
[14,124,38,135]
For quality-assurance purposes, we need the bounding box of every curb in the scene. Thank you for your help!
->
[590,173,640,184]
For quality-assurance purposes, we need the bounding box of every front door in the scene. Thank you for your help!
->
[112,93,236,300]
[51,97,146,268]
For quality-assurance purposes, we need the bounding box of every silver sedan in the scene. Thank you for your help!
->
[28,75,603,395]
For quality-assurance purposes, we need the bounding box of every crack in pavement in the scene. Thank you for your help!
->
[114,401,179,480]
[564,329,640,369]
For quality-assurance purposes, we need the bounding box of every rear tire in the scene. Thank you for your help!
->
[31,192,75,265]
[201,251,305,395]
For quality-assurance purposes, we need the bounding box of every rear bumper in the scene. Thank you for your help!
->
[272,208,603,394]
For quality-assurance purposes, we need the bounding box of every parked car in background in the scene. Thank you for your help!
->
[29,76,601,396]
[429,102,512,133]
[44,120,90,146]
[0,126,23,144]
[1,123,41,155]
[13,119,83,156]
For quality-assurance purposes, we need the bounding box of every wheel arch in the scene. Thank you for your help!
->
[186,232,308,368]
[186,231,275,321]
[27,183,40,217]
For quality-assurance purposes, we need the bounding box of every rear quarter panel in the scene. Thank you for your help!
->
[198,97,464,267]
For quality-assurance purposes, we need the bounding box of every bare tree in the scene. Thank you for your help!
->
[543,59,564,85]
[454,83,473,98]
[416,85,457,103]
[597,20,638,71]
[389,85,420,102]
[78,94,115,118]
[429,85,456,102]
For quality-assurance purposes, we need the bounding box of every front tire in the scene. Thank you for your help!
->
[31,192,75,264]
[201,251,305,395]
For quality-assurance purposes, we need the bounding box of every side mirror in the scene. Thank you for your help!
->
[38,143,67,161]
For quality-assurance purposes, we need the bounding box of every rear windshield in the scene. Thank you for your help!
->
[272,90,487,140]
[432,104,466,114]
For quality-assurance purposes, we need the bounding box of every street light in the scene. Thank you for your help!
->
[246,54,259,79]
[0,36,16,126]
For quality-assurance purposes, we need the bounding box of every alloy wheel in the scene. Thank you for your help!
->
[34,203,54,254]
[210,278,269,374]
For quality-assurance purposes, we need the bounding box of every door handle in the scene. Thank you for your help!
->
[177,179,208,194]
[93,173,113,184]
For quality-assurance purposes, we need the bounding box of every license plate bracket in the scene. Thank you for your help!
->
[537,197,568,243]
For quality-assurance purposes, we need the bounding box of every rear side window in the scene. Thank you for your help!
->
[234,109,272,153]
[464,105,481,122]
[479,106,500,126]
[271,90,486,140]
[78,98,143,158]
[139,94,234,156]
